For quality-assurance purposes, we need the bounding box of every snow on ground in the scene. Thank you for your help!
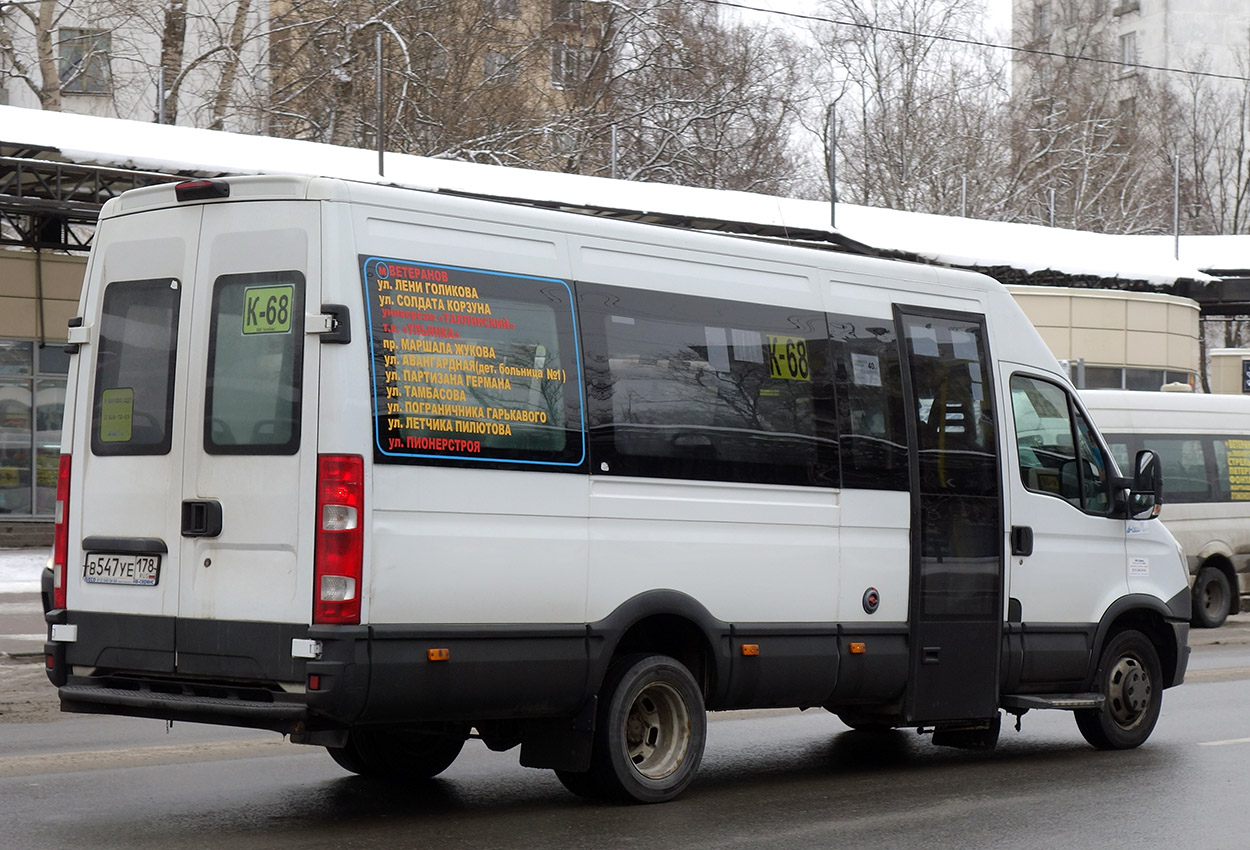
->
[0,549,50,594]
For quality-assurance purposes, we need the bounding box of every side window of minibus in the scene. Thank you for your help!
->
[579,283,834,486]
[1213,438,1234,501]
[830,316,908,490]
[1140,437,1211,502]
[1010,375,1109,512]
[1104,436,1132,471]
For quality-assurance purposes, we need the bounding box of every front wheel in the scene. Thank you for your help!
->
[327,722,469,780]
[557,653,706,804]
[1191,567,1231,629]
[1075,630,1162,750]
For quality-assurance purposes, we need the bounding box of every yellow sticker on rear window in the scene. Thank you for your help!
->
[100,387,134,442]
[242,285,294,334]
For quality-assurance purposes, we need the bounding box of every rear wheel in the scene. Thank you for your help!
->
[1075,630,1162,750]
[1191,566,1231,629]
[557,653,706,804]
[327,723,469,780]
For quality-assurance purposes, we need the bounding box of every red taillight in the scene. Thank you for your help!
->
[313,454,364,625]
[52,455,71,610]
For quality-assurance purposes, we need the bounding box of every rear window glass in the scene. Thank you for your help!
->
[91,278,181,456]
[205,272,305,455]
[361,257,585,469]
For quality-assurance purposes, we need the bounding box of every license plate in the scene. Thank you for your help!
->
[83,553,161,586]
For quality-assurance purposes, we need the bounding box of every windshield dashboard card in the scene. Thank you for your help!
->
[83,553,161,586]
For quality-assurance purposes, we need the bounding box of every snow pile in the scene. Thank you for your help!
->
[0,549,49,594]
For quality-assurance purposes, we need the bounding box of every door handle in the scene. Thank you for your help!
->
[1011,525,1034,556]
[181,500,223,537]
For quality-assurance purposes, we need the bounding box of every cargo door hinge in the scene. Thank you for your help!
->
[305,304,351,344]
[65,317,90,353]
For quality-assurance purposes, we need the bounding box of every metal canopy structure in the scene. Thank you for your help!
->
[0,139,184,252]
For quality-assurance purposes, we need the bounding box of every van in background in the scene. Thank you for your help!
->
[1081,389,1250,628]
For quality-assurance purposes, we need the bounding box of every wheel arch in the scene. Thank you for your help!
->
[1087,594,1186,690]
[589,590,728,706]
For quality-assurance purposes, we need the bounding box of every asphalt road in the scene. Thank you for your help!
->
[0,614,1248,850]
[1,672,1249,850]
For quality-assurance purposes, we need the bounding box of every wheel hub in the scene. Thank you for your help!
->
[1107,656,1152,725]
[624,682,690,781]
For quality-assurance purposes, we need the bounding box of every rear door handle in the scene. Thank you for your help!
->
[181,500,223,537]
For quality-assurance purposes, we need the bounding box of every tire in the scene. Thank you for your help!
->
[327,723,469,780]
[562,653,706,804]
[1075,630,1163,750]
[553,766,605,799]
[1191,567,1231,629]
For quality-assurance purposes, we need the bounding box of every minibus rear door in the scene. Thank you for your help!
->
[174,199,321,677]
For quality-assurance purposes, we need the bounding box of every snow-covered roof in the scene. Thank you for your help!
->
[0,104,1224,285]
[1125,234,1250,274]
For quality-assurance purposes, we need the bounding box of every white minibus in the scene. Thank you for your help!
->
[1081,389,1250,628]
[44,175,1189,803]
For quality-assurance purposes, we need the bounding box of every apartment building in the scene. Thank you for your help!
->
[1014,0,1250,87]
[0,1,270,130]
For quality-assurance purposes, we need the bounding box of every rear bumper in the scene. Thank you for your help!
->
[48,613,592,744]
[46,611,363,744]
[58,681,310,734]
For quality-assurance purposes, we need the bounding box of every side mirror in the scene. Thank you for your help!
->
[1129,449,1162,519]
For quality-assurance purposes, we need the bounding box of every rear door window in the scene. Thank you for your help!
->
[91,278,181,455]
[204,272,305,454]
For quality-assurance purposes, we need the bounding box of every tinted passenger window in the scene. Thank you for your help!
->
[91,278,180,456]
[580,284,834,486]
[1137,437,1210,502]
[906,317,998,497]
[831,315,907,490]
[205,272,305,455]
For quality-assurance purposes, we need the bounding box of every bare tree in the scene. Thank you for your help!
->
[262,0,813,194]
[601,2,815,194]
[1004,0,1176,233]
[1,0,71,110]
[810,0,1011,216]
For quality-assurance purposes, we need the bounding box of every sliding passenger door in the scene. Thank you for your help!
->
[897,309,1002,723]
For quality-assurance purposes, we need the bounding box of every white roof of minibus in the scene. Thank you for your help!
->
[105,173,1012,301]
[1079,389,1250,433]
